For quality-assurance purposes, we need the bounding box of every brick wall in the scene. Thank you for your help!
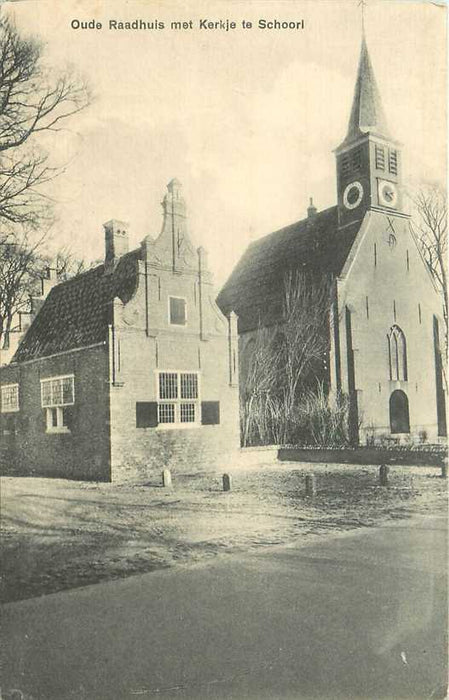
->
[108,250,240,481]
[109,327,240,482]
[0,346,111,480]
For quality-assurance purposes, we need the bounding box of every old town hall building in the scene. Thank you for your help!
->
[218,35,447,444]
[0,180,240,480]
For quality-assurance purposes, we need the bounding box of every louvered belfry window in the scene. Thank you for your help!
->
[388,149,398,175]
[375,145,385,170]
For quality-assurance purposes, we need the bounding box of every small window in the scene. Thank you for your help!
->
[41,375,74,433]
[169,297,187,326]
[157,371,199,426]
[1,384,19,413]
[45,406,72,432]
[388,149,398,175]
[375,145,385,170]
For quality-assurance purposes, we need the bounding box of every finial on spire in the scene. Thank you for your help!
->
[336,22,390,151]
[358,0,367,35]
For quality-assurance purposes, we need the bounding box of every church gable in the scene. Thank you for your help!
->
[217,207,360,333]
[339,209,440,309]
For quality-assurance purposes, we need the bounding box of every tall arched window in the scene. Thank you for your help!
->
[388,326,407,381]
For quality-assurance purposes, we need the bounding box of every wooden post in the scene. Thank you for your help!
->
[442,461,447,479]
[162,468,172,487]
[223,473,232,492]
[379,464,389,486]
[305,474,316,496]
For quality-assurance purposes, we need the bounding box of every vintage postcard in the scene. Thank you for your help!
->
[0,1,447,699]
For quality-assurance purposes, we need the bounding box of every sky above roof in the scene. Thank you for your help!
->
[3,0,446,285]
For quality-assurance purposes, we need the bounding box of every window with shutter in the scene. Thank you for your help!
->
[201,401,220,425]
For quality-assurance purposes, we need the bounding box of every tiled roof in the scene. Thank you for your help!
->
[216,206,360,332]
[13,250,140,362]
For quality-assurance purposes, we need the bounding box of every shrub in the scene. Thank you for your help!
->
[294,385,350,447]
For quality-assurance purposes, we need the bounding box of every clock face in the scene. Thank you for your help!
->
[378,180,398,208]
[343,181,364,210]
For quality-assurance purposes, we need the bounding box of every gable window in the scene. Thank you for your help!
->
[387,326,407,381]
[388,149,398,175]
[169,296,187,326]
[41,375,74,432]
[375,145,385,170]
[1,384,19,413]
[157,371,199,425]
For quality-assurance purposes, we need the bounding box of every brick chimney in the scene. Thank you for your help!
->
[104,219,129,266]
[41,266,58,297]
[307,197,317,219]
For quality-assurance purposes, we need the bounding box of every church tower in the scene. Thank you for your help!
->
[335,34,403,228]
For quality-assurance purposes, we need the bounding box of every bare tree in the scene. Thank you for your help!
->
[0,226,47,348]
[410,185,448,348]
[241,271,333,446]
[0,18,90,231]
[47,246,100,281]
[241,325,284,446]
[0,18,91,351]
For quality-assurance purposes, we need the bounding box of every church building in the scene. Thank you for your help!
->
[0,180,240,480]
[217,34,447,445]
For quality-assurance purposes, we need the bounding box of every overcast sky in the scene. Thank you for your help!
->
[4,0,447,284]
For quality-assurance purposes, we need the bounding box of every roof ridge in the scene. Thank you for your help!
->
[254,205,338,245]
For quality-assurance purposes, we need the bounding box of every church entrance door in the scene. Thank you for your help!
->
[389,390,410,434]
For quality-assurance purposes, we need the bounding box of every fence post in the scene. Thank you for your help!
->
[162,468,172,487]
[379,464,389,486]
[223,473,232,492]
[305,474,316,496]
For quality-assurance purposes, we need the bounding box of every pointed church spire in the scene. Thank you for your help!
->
[340,34,390,148]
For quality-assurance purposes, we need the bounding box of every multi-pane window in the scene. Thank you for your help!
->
[169,296,187,325]
[388,326,407,381]
[41,375,74,432]
[375,145,385,170]
[388,149,398,175]
[41,375,74,407]
[157,371,199,425]
[159,372,178,400]
[1,384,19,413]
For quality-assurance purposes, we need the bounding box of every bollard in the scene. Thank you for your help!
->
[305,474,316,496]
[162,468,172,487]
[379,464,389,486]
[442,462,447,479]
[222,473,232,492]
